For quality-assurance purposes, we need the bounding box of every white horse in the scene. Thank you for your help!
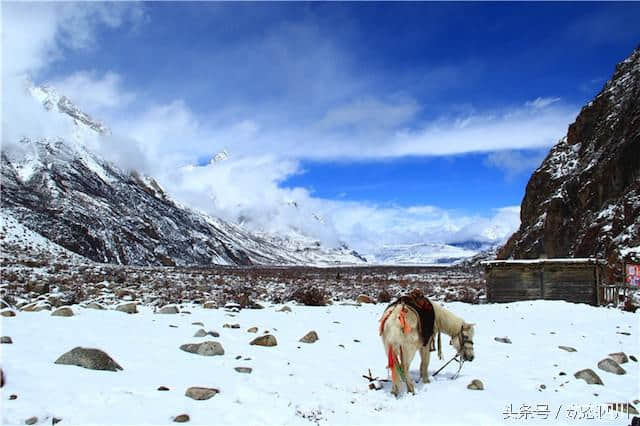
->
[380,299,475,397]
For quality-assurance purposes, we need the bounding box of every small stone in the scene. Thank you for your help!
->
[223,323,240,329]
[356,294,375,304]
[51,307,74,317]
[9,394,17,400]
[467,379,484,390]
[52,418,62,425]
[173,414,190,422]
[158,386,170,391]
[191,322,204,326]
[630,355,638,362]
[608,352,628,364]
[247,327,258,333]
[25,416,37,425]
[55,347,123,371]
[180,341,224,356]
[277,306,291,312]
[203,301,217,309]
[185,387,219,400]
[115,303,137,314]
[597,358,626,375]
[574,368,603,385]
[616,331,631,336]
[540,384,546,389]
[193,329,207,337]
[234,367,252,374]
[235,355,241,360]
[494,337,512,344]
[85,302,105,310]
[559,371,566,376]
[1,310,16,317]
[157,305,179,314]
[558,346,577,352]
[1,336,12,344]
[250,335,277,347]
[299,331,319,344]
[169,325,178,328]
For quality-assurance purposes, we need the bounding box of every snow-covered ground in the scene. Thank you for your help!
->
[1,301,637,425]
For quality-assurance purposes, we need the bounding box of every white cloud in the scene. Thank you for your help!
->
[525,96,561,109]
[484,149,548,177]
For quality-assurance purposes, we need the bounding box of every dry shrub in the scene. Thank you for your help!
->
[289,286,328,306]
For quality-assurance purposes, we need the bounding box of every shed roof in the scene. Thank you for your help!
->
[482,258,605,267]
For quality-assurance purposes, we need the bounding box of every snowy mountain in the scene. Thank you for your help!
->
[0,85,366,267]
[364,242,493,265]
[499,46,640,281]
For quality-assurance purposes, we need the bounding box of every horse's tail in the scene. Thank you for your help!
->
[387,344,406,382]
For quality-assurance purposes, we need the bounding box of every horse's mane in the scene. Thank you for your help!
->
[432,302,465,337]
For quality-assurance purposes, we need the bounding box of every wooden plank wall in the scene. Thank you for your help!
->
[486,264,599,305]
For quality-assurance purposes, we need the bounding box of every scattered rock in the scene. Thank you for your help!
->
[247,327,258,333]
[277,306,292,312]
[157,305,179,314]
[55,347,123,371]
[25,416,38,425]
[191,322,204,326]
[630,355,638,362]
[608,352,628,364]
[173,414,190,423]
[115,303,137,314]
[299,331,319,344]
[356,294,375,304]
[1,310,16,317]
[0,368,4,387]
[290,286,328,306]
[158,386,170,391]
[597,358,626,375]
[559,371,566,376]
[558,346,577,352]
[1,336,12,344]
[52,418,62,425]
[193,329,207,337]
[250,335,277,347]
[467,379,484,390]
[494,337,512,344]
[223,323,240,329]
[574,369,603,385]
[169,325,178,328]
[51,307,74,317]
[234,367,252,374]
[185,387,219,400]
[180,341,224,356]
[85,302,105,310]
[203,301,217,309]
[616,331,631,336]
[9,394,17,400]
[540,384,546,389]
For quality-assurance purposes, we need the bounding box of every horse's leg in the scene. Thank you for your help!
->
[419,344,431,383]
[402,345,417,395]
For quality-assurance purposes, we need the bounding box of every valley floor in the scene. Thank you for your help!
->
[1,300,638,425]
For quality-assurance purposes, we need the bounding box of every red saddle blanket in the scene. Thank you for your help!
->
[380,295,436,348]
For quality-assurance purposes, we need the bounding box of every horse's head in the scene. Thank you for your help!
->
[450,322,475,362]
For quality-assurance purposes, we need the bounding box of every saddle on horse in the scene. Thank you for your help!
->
[380,289,436,351]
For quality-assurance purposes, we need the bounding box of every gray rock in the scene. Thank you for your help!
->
[247,327,258,333]
[223,323,240,329]
[574,368,603,385]
[174,414,190,422]
[467,379,484,390]
[115,303,137,314]
[494,337,512,344]
[85,302,105,310]
[250,335,277,347]
[597,358,626,375]
[193,329,207,337]
[608,352,628,364]
[1,310,16,317]
[277,306,291,312]
[630,355,638,362]
[157,305,179,314]
[51,307,74,317]
[1,336,12,344]
[185,387,219,400]
[299,331,319,344]
[25,416,38,425]
[558,346,577,352]
[234,367,252,374]
[192,322,204,327]
[52,417,62,425]
[55,347,123,371]
[180,341,224,356]
[158,386,170,391]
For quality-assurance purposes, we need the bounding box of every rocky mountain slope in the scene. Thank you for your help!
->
[499,47,640,281]
[0,86,365,267]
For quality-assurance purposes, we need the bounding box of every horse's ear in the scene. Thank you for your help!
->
[464,323,476,329]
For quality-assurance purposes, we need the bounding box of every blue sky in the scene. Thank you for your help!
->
[4,2,640,250]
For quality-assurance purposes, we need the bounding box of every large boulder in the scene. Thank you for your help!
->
[597,358,626,375]
[51,307,74,317]
[115,303,137,314]
[574,368,603,385]
[157,305,179,314]
[54,347,123,372]
[180,341,224,356]
[250,335,277,347]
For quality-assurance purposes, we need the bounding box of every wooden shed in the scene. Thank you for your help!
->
[482,259,605,306]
